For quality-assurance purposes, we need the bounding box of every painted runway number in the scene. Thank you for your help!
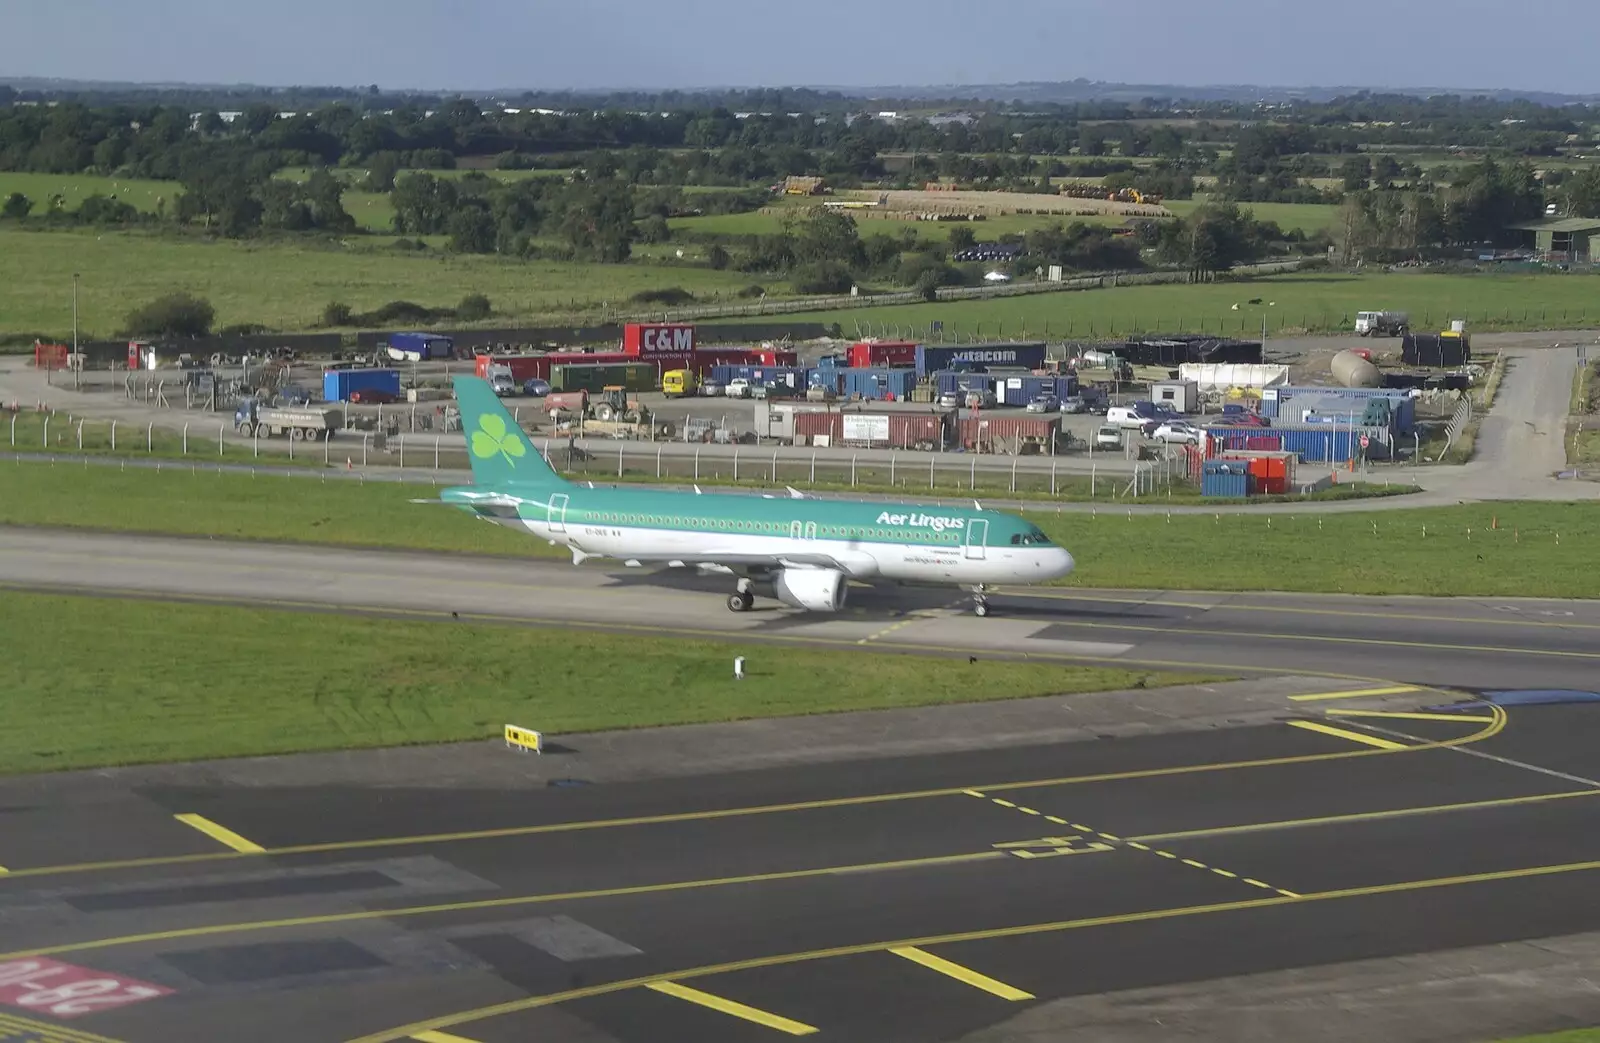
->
[992,836,1114,859]
[0,959,172,1019]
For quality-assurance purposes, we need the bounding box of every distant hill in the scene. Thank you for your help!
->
[2,75,1596,109]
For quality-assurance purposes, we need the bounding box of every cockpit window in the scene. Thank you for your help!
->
[1013,528,1052,546]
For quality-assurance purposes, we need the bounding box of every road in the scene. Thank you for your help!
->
[3,529,1600,1041]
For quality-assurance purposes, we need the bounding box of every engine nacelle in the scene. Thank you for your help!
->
[771,568,849,612]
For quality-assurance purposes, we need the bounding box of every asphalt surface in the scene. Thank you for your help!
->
[3,527,1600,1040]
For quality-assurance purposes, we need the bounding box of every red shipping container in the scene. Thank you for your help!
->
[959,416,1058,448]
[544,391,588,413]
[476,354,552,382]
[848,340,919,368]
[754,348,800,367]
[33,342,69,370]
[623,323,696,360]
[793,412,844,443]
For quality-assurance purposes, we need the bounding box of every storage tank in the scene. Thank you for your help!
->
[1331,350,1381,389]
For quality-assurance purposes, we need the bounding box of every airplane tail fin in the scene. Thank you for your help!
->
[452,375,567,488]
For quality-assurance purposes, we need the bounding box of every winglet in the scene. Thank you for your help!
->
[787,486,807,499]
[974,498,983,510]
[694,485,703,495]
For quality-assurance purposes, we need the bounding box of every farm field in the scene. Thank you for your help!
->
[1167,198,1342,235]
[0,227,766,336]
[757,270,1600,340]
[0,171,179,214]
[669,207,1127,241]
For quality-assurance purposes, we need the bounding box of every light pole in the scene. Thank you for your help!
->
[71,272,80,388]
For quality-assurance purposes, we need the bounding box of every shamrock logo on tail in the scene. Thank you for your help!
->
[470,413,527,467]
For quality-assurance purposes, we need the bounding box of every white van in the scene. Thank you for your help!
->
[1106,405,1147,429]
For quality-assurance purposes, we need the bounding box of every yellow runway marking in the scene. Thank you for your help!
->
[1242,878,1274,890]
[344,855,1600,1043]
[411,1033,483,1043]
[1156,850,1179,859]
[1325,709,1495,723]
[0,699,1503,884]
[1286,720,1409,751]
[0,849,1007,962]
[0,1011,129,1043]
[173,813,265,853]
[645,981,818,1035]
[1132,789,1600,844]
[1180,859,1208,869]
[890,946,1035,1000]
[1017,807,1041,816]
[1289,686,1421,702]
[990,799,1017,808]
[1045,816,1068,825]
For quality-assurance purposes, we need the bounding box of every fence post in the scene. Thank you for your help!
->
[618,444,624,478]
[9,414,14,446]
[929,454,935,489]
[436,437,442,471]
[810,453,816,484]
[733,450,739,482]
[182,423,188,455]
[656,446,663,478]
[289,429,294,461]
[851,455,858,487]
[325,434,331,466]
[110,420,116,451]
[694,448,701,480]
[76,420,83,450]
[362,433,369,467]
[771,451,778,484]
[1011,457,1017,493]
[1051,461,1057,496]
[42,415,49,447]
[398,437,404,469]
[1091,464,1096,496]
[890,453,896,487]
[970,455,976,489]
[147,423,153,452]
[219,424,224,456]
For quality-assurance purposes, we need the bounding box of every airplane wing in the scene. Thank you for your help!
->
[620,549,850,572]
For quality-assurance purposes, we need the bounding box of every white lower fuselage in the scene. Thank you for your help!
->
[514,517,1071,587]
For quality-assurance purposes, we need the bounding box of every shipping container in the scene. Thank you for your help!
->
[544,391,588,414]
[1054,375,1081,400]
[385,332,454,362]
[833,410,951,450]
[752,348,800,367]
[914,342,1048,377]
[549,362,657,394]
[848,340,920,368]
[323,368,400,402]
[1201,471,1252,498]
[622,323,696,360]
[1261,386,1415,435]
[475,354,552,382]
[838,367,918,401]
[793,411,843,444]
[1206,425,1388,463]
[959,416,1059,451]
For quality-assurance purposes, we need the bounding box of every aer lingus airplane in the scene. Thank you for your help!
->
[439,376,1074,616]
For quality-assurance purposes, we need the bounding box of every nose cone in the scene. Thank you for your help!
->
[1048,547,1075,579]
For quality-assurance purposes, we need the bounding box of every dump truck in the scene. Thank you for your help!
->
[234,399,343,440]
[1354,310,1410,337]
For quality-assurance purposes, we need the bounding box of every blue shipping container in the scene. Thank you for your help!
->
[915,343,1048,377]
[1201,471,1251,497]
[840,367,917,400]
[386,332,453,361]
[323,368,401,402]
[1054,375,1080,399]
[1219,425,1389,463]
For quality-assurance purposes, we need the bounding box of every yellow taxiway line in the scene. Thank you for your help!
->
[1285,720,1410,751]
[645,981,818,1035]
[173,813,266,854]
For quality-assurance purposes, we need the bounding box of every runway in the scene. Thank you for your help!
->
[2,526,1598,690]
[3,527,1600,1042]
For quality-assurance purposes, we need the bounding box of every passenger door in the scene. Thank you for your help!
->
[964,519,988,560]
[548,493,569,533]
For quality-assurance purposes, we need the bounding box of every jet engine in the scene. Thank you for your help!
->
[771,568,849,612]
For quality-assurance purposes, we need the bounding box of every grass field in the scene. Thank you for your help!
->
[1492,1032,1600,1043]
[0,228,765,336]
[760,270,1600,340]
[3,462,1596,598]
[1166,198,1341,235]
[0,171,179,215]
[0,589,1204,773]
[669,209,1127,242]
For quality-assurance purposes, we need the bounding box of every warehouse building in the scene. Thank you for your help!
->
[1508,216,1600,265]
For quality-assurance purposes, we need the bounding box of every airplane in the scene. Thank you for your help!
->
[437,376,1075,616]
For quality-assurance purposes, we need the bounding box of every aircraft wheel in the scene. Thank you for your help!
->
[728,592,754,613]
[974,599,990,618]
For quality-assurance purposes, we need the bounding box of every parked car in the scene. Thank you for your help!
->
[1094,425,1125,449]
[522,378,551,397]
[1106,405,1149,429]
[725,379,753,399]
[1059,395,1088,414]
[937,392,962,409]
[1150,421,1203,445]
[1024,394,1059,414]
[964,389,997,409]
[699,380,725,397]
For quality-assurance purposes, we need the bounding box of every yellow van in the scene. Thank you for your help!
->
[662,369,697,397]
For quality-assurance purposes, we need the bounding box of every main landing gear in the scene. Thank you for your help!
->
[971,585,991,618]
[727,578,755,613]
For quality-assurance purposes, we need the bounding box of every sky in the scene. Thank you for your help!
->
[3,0,1598,97]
